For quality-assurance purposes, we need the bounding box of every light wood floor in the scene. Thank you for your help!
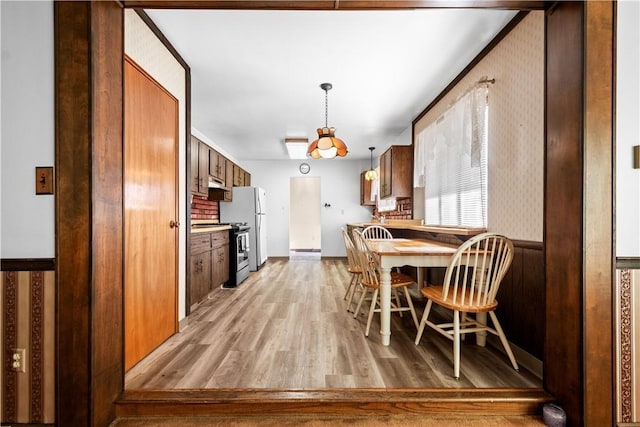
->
[125,258,542,389]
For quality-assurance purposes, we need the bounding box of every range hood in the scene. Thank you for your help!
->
[208,176,231,192]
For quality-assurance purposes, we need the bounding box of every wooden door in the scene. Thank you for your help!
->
[124,58,178,371]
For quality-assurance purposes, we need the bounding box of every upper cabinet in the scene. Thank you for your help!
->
[360,171,376,206]
[190,135,208,196]
[379,145,412,199]
[209,150,225,183]
[190,134,252,200]
[233,164,245,187]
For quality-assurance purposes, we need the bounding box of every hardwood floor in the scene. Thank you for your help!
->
[125,258,541,390]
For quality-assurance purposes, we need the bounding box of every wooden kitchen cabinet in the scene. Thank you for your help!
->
[233,164,245,187]
[190,233,212,309]
[360,171,376,206]
[223,159,234,201]
[209,149,226,183]
[244,171,251,186]
[379,145,412,199]
[211,230,229,289]
[190,230,229,308]
[190,136,208,196]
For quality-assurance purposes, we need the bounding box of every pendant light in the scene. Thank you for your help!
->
[365,146,378,180]
[307,83,348,159]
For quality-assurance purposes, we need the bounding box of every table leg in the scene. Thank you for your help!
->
[379,266,392,346]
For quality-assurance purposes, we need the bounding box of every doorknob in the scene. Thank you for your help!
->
[170,220,180,228]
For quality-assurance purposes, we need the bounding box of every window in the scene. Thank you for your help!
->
[414,86,488,228]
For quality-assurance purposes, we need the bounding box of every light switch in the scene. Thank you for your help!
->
[36,166,54,195]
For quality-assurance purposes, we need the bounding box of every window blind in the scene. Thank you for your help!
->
[417,87,488,228]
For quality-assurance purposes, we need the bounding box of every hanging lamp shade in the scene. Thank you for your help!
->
[307,83,348,159]
[365,146,378,180]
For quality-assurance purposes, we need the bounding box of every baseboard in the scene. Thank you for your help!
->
[487,335,543,379]
[178,315,190,332]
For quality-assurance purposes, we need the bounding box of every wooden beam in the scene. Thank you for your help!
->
[583,1,614,425]
[116,388,553,417]
[55,1,124,426]
[122,0,545,10]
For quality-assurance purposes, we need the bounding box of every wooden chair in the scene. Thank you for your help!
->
[361,225,393,240]
[352,229,419,336]
[414,232,518,379]
[341,227,362,312]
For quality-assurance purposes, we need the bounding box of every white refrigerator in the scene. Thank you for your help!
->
[220,187,267,271]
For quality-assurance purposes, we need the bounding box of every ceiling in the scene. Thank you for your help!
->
[145,8,518,161]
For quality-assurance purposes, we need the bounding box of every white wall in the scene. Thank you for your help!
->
[241,159,373,257]
[616,0,640,258]
[1,1,55,258]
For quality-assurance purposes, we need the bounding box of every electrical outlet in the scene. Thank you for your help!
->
[11,348,26,373]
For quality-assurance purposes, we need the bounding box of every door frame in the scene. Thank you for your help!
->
[54,1,614,426]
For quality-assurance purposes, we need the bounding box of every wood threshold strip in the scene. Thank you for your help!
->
[122,1,546,10]
[116,388,552,417]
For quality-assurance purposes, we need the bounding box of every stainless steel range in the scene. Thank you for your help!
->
[221,222,251,288]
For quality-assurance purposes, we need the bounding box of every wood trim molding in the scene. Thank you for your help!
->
[116,388,553,417]
[55,1,124,426]
[618,269,633,423]
[617,257,640,270]
[0,259,55,272]
[412,10,529,126]
[122,1,546,10]
[583,2,614,425]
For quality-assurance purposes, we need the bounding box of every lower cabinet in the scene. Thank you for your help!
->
[190,249,212,308]
[190,229,230,310]
[212,231,230,288]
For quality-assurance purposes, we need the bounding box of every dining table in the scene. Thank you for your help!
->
[364,238,463,346]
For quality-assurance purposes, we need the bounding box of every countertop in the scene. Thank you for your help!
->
[190,225,232,234]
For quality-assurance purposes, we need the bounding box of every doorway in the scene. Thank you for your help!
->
[289,176,321,259]
[124,57,179,371]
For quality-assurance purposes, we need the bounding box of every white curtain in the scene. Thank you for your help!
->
[415,85,488,228]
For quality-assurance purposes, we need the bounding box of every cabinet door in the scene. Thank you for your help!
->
[360,171,375,206]
[224,159,234,201]
[212,245,229,288]
[190,250,211,307]
[380,149,393,199]
[233,165,245,186]
[190,137,201,194]
[198,142,210,194]
[244,171,251,187]
[210,150,225,181]
[379,145,412,199]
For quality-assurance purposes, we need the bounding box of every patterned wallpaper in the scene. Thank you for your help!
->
[415,12,544,242]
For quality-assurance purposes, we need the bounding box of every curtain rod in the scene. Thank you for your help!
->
[434,77,495,125]
[477,77,495,85]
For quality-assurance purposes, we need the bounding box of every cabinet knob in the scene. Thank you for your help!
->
[170,220,180,228]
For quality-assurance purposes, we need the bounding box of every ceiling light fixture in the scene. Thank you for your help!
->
[365,146,378,181]
[285,137,309,159]
[307,83,348,159]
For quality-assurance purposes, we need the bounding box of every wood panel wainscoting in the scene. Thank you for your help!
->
[1,259,55,425]
[378,229,544,362]
[616,259,640,425]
